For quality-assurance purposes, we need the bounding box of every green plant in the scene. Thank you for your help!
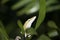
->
[0,0,60,40]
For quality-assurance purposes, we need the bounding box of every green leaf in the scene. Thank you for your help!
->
[47,21,58,29]
[35,0,46,30]
[26,2,39,14]
[17,20,24,34]
[0,28,9,40]
[48,30,58,37]
[47,5,60,12]
[46,0,58,6]
[11,0,32,10]
[37,34,51,40]
[17,2,34,16]
[0,21,9,40]
[17,0,39,16]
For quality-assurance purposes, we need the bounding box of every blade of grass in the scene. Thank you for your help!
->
[17,20,25,34]
[47,5,60,12]
[11,0,32,10]
[26,3,39,14]
[0,21,9,40]
[46,0,57,6]
[17,2,34,16]
[0,28,9,40]
[35,0,46,30]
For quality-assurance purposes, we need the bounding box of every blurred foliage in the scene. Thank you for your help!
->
[0,0,60,40]
[37,34,51,40]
